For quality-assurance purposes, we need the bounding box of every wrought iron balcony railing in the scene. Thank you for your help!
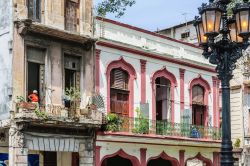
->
[105,116,221,140]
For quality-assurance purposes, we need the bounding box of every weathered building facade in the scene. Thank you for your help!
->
[94,17,221,166]
[0,0,103,165]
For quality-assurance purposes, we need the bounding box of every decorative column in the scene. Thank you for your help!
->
[95,146,101,166]
[9,124,28,166]
[212,76,219,127]
[79,138,94,166]
[213,152,220,166]
[140,148,147,166]
[179,150,185,166]
[95,49,101,94]
[179,69,185,112]
[140,60,147,104]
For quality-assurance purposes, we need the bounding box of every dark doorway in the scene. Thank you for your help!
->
[28,62,40,96]
[65,69,76,90]
[44,151,57,166]
[102,155,133,166]
[148,157,173,166]
[155,77,171,121]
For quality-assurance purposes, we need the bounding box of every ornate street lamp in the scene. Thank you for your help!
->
[194,0,250,165]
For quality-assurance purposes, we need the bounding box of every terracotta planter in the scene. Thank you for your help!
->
[17,102,37,110]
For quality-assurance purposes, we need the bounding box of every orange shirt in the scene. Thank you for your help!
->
[29,94,39,102]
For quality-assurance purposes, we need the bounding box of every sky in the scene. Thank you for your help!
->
[94,0,208,31]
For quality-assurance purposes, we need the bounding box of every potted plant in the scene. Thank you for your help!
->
[132,108,149,134]
[64,87,81,117]
[105,113,123,132]
[16,96,37,111]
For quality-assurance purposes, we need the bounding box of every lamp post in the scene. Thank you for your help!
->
[194,0,250,165]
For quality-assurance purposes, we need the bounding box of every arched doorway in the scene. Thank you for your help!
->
[192,85,205,126]
[148,157,173,166]
[101,155,133,166]
[188,75,211,127]
[151,67,177,124]
[185,153,213,166]
[155,77,171,121]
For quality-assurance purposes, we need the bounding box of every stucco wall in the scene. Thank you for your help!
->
[0,0,12,120]
[97,45,215,124]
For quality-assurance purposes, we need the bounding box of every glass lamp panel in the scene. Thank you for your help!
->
[236,13,241,34]
[206,10,216,33]
[195,24,201,43]
[240,10,249,33]
[230,21,243,42]
[215,11,222,33]
[199,22,207,43]
[202,13,207,34]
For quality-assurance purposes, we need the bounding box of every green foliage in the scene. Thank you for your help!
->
[65,87,81,102]
[227,0,250,16]
[16,96,25,102]
[132,107,149,134]
[34,106,48,119]
[234,138,241,148]
[96,0,136,18]
[105,113,123,132]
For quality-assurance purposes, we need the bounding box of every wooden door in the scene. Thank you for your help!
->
[192,105,205,126]
[65,0,78,32]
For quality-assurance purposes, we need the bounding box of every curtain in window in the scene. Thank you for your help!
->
[192,85,204,105]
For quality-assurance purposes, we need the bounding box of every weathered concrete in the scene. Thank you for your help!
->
[0,0,12,120]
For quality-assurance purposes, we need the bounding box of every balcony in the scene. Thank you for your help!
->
[104,116,221,141]
[15,101,104,127]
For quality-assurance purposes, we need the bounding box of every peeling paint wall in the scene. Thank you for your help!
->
[14,0,93,36]
[0,0,12,120]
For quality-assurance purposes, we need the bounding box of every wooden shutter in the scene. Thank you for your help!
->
[65,0,78,32]
[111,69,128,90]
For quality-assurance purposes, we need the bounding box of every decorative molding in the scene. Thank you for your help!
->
[100,149,140,166]
[151,67,177,121]
[95,146,101,166]
[140,60,147,103]
[106,57,137,117]
[185,152,213,166]
[213,152,220,166]
[140,148,147,166]
[25,134,81,152]
[95,49,101,94]
[97,41,216,73]
[96,17,200,49]
[180,69,186,112]
[147,151,180,166]
[179,150,185,166]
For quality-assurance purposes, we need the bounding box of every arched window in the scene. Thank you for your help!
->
[110,69,129,116]
[192,85,205,126]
